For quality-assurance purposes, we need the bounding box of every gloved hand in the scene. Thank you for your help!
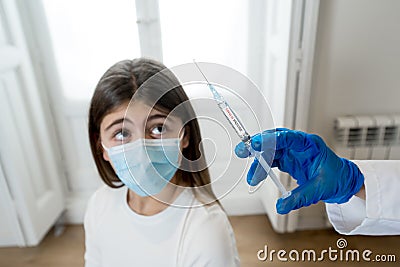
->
[235,128,364,214]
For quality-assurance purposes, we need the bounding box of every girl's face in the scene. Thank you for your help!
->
[100,101,189,162]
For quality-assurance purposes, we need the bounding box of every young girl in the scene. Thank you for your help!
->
[85,58,240,266]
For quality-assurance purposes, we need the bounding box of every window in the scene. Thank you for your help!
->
[159,0,248,75]
[42,0,141,100]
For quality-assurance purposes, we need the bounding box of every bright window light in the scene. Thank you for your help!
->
[159,0,248,75]
[42,0,141,100]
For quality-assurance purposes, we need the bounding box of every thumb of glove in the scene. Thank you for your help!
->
[276,179,323,214]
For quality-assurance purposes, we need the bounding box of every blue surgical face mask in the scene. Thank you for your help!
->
[103,138,181,196]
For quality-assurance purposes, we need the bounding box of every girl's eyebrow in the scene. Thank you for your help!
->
[147,114,168,122]
[105,118,133,131]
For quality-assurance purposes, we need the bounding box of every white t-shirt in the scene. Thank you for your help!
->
[84,185,240,267]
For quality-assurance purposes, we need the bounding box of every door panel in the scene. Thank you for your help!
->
[0,0,65,246]
[0,117,25,248]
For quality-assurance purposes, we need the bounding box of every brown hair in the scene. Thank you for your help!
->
[88,58,218,203]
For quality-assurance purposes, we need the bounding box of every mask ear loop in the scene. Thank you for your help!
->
[101,142,109,152]
[178,127,185,141]
[175,128,185,150]
[163,127,185,176]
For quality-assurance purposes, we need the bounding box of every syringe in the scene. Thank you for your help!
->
[193,61,291,198]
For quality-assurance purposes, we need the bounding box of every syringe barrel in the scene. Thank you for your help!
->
[217,101,250,141]
[207,84,250,141]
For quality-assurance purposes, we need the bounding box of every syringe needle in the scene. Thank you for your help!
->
[193,60,291,199]
[193,60,211,85]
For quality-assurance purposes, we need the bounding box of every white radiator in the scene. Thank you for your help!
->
[333,115,400,160]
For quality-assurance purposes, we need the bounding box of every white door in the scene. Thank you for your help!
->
[0,0,65,246]
[0,162,24,247]
[257,0,320,232]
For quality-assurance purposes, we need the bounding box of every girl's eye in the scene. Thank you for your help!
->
[114,129,131,141]
[150,125,166,136]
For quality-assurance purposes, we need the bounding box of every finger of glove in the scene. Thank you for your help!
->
[274,130,313,152]
[276,179,321,214]
[235,129,278,156]
[247,158,268,186]
[251,128,303,153]
[250,131,275,152]
[273,127,290,132]
[234,141,251,158]
[236,128,293,158]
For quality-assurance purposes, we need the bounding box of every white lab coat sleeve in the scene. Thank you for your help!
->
[326,160,400,235]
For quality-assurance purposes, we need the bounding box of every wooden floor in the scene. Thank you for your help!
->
[0,215,399,267]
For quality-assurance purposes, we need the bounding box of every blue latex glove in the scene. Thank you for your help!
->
[235,128,364,214]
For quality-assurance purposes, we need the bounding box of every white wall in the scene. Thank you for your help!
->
[308,0,400,143]
[295,0,400,230]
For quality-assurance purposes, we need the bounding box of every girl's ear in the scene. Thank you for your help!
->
[181,126,190,149]
[103,149,110,161]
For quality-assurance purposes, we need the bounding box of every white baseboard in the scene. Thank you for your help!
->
[64,191,93,224]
